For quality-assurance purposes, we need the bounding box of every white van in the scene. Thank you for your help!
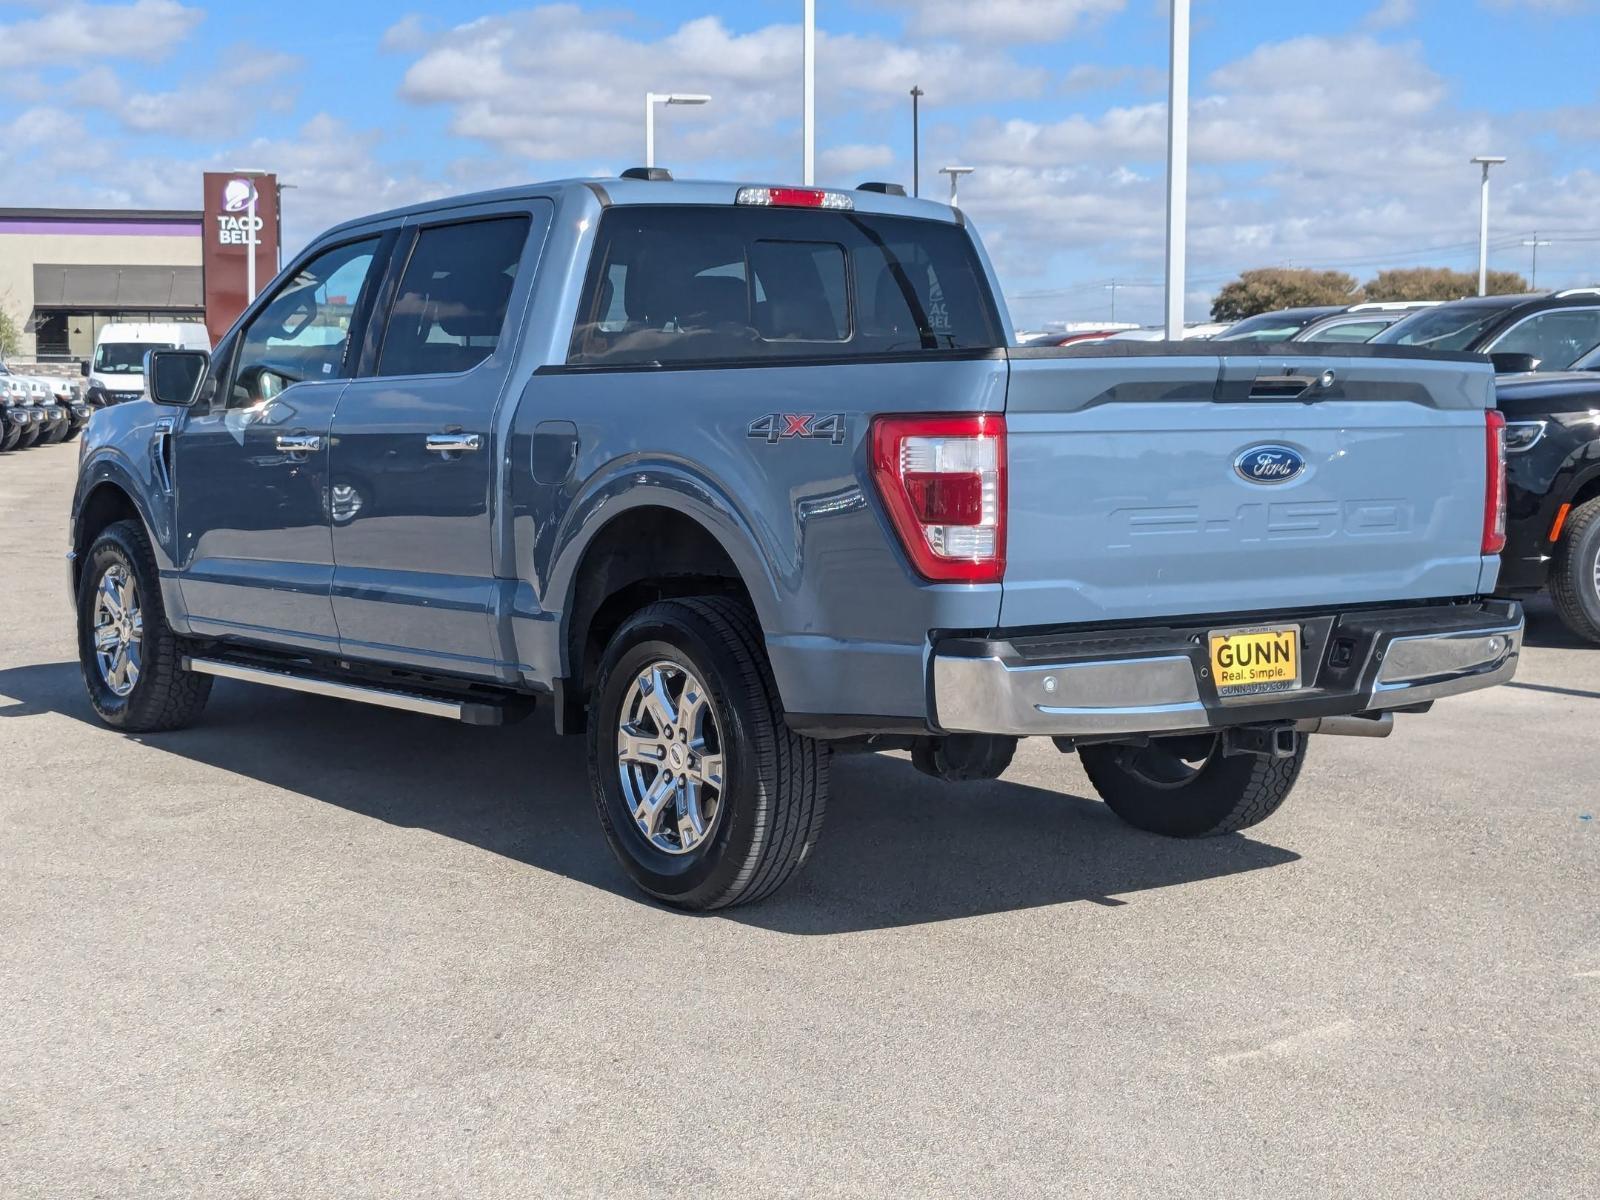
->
[84,322,211,403]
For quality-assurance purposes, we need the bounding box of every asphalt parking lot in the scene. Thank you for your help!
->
[2,441,1596,1199]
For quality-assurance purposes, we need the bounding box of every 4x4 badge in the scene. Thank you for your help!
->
[747,413,847,445]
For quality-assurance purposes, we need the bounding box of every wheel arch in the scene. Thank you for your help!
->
[72,478,146,594]
[549,476,784,732]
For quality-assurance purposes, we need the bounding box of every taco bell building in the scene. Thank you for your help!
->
[0,207,205,361]
[0,172,280,361]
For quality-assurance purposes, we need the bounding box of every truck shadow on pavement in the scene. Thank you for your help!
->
[0,660,1300,935]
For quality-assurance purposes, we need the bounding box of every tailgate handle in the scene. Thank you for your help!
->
[1231,369,1338,403]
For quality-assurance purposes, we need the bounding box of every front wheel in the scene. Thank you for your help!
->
[77,520,212,732]
[1079,733,1307,838]
[1550,496,1600,645]
[587,597,829,911]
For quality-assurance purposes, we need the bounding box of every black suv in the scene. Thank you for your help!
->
[1494,351,1600,643]
[1371,289,1600,372]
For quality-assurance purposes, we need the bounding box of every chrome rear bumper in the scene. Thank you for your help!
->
[932,601,1522,739]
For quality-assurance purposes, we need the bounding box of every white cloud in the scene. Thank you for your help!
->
[872,0,1125,42]
[820,143,897,176]
[949,33,1600,325]
[0,1,203,65]
[68,51,302,138]
[1363,0,1418,29]
[390,8,1046,168]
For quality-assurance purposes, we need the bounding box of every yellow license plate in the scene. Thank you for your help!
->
[1209,625,1301,697]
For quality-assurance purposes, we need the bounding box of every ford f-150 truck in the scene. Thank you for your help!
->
[68,174,1523,910]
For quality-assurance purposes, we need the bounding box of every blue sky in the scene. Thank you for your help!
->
[2,0,1599,327]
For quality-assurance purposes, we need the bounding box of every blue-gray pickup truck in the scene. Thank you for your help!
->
[68,173,1523,909]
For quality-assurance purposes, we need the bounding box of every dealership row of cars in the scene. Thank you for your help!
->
[0,362,91,451]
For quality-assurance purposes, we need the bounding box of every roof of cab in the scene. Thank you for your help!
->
[320,176,962,241]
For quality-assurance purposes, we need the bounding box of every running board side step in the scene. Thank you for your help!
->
[181,657,514,726]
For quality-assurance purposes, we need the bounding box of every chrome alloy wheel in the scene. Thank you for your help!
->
[616,661,725,855]
[92,564,143,698]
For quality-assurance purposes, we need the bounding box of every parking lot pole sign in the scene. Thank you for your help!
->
[202,171,280,347]
[1472,155,1507,297]
[1164,0,1190,341]
[803,0,816,185]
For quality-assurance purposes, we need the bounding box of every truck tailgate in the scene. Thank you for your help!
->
[1000,347,1494,629]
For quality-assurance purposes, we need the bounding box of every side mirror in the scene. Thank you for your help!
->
[1490,351,1541,375]
[145,348,211,407]
[79,360,90,377]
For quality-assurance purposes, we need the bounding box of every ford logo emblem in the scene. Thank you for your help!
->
[1234,445,1306,485]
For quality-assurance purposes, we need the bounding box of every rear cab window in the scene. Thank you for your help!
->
[568,205,1003,366]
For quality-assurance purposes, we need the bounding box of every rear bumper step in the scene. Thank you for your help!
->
[181,657,514,725]
[932,600,1521,739]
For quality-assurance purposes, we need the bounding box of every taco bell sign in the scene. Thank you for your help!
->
[202,171,279,345]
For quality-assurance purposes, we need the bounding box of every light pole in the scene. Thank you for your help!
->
[803,0,816,185]
[1522,234,1551,289]
[910,85,924,197]
[940,166,974,209]
[229,166,271,303]
[1164,0,1190,341]
[645,93,711,169]
[1472,155,1507,297]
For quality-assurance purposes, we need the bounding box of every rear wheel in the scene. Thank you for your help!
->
[77,520,212,732]
[1079,733,1306,838]
[587,597,829,911]
[1549,496,1600,645]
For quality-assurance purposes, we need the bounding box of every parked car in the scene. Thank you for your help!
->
[70,173,1523,910]
[1021,329,1126,348]
[1,376,41,448]
[1372,289,1600,370]
[1292,302,1440,345]
[1490,365,1600,643]
[1212,306,1346,342]
[82,321,211,405]
[0,379,24,450]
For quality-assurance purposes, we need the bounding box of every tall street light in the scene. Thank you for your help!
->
[803,0,816,185]
[910,85,924,197]
[645,93,711,169]
[940,166,974,209]
[1164,0,1190,342]
[1472,155,1507,297]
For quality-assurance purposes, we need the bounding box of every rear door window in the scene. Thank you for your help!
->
[1486,307,1600,371]
[568,205,1001,366]
[377,216,532,378]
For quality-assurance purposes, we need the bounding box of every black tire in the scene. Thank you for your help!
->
[77,519,212,732]
[42,417,69,445]
[0,418,19,451]
[1080,733,1306,838]
[15,421,40,449]
[1549,496,1600,645]
[587,596,829,911]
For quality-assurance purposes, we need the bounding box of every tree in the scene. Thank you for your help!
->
[1363,267,1529,302]
[1210,269,1363,321]
[0,307,19,359]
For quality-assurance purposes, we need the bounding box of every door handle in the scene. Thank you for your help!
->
[275,434,322,456]
[425,433,482,455]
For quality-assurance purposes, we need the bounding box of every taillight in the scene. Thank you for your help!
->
[870,414,1006,583]
[1484,409,1507,555]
